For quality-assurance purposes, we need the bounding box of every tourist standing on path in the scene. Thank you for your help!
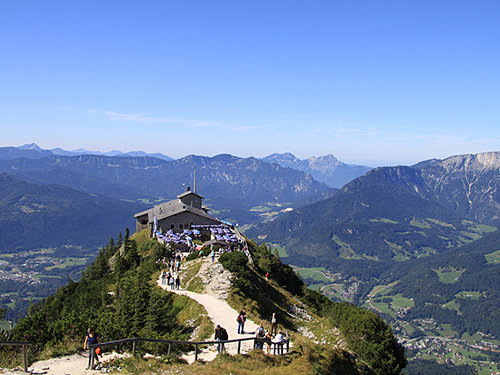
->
[175,275,180,290]
[237,309,246,334]
[214,324,228,353]
[270,312,278,336]
[265,330,273,355]
[273,331,285,354]
[211,249,216,262]
[83,328,100,370]
[255,323,265,349]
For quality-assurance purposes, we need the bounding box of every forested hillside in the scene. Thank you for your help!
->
[248,165,495,266]
[0,174,147,252]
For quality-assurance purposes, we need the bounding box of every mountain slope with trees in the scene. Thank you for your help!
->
[249,153,500,266]
[0,173,148,253]
[7,232,406,375]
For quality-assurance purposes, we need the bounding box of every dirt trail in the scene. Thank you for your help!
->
[0,351,126,375]
[158,258,261,363]
[0,258,265,373]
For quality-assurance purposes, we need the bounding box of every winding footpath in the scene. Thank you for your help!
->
[0,258,264,374]
[158,258,260,363]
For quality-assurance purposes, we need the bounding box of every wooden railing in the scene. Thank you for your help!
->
[0,341,32,373]
[89,335,289,368]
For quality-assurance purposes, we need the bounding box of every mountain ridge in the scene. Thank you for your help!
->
[262,152,371,188]
[249,151,500,266]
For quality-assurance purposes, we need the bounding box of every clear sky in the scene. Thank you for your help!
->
[1,1,499,167]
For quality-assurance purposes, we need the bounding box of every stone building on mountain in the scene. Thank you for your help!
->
[134,187,221,236]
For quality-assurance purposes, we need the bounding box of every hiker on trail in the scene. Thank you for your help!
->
[211,249,215,262]
[169,275,175,290]
[265,272,269,282]
[215,324,228,354]
[161,271,166,285]
[255,323,265,349]
[83,328,100,369]
[270,312,278,336]
[237,309,246,334]
[175,275,180,290]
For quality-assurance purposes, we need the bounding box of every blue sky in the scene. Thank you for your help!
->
[1,1,499,167]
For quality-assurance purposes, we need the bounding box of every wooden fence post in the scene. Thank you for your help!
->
[91,348,95,368]
[23,344,28,373]
[237,339,241,354]
[132,339,136,356]
[194,344,199,362]
[167,342,171,356]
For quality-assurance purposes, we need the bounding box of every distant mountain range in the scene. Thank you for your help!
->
[3,144,500,268]
[248,152,500,267]
[2,143,175,161]
[2,144,370,189]
[262,152,371,188]
[0,151,330,217]
[0,146,335,252]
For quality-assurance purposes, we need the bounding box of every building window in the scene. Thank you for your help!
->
[170,224,175,229]
[179,224,184,229]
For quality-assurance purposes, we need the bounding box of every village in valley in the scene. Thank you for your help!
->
[293,264,500,374]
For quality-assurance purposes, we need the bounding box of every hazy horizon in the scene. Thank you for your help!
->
[2,1,499,167]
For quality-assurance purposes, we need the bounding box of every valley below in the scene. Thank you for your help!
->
[294,258,500,375]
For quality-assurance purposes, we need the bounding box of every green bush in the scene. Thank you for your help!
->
[219,251,248,274]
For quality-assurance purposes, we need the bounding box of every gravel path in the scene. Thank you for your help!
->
[0,259,264,373]
[158,259,261,362]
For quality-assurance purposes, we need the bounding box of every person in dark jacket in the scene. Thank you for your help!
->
[215,324,228,353]
[237,309,246,334]
[83,328,100,369]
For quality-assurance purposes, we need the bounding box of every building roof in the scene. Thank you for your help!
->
[177,190,204,200]
[135,198,219,224]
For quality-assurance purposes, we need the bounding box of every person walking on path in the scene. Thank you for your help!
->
[270,312,278,336]
[211,249,216,262]
[175,275,180,290]
[237,309,246,334]
[83,328,100,370]
[214,324,228,354]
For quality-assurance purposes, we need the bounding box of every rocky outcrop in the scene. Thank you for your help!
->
[197,260,233,300]
[262,152,371,188]
[416,152,500,225]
